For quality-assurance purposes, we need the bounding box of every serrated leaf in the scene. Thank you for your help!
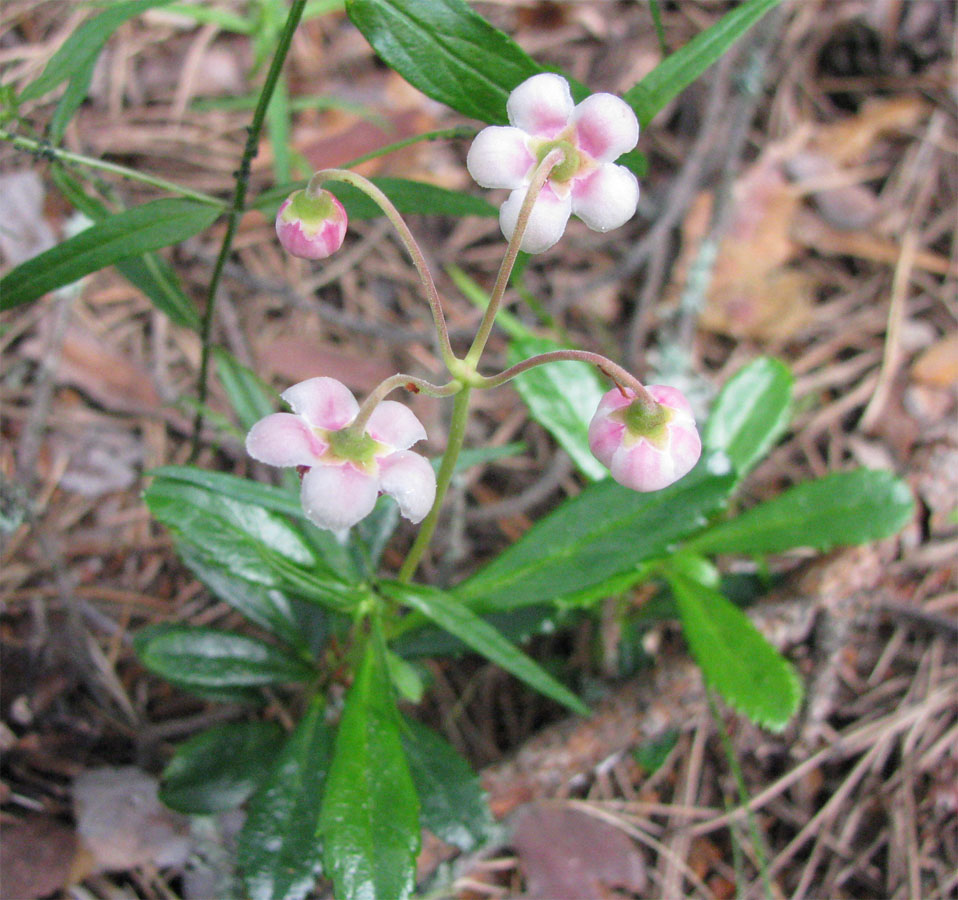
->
[668,572,802,730]
[0,199,220,310]
[703,356,792,479]
[454,457,736,613]
[401,717,493,851]
[319,631,420,900]
[624,0,782,127]
[239,697,333,900]
[686,469,915,556]
[381,581,588,716]
[346,0,554,124]
[160,720,286,815]
[135,625,314,688]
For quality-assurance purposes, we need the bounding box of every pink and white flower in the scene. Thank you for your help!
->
[588,384,701,492]
[275,188,348,260]
[466,73,640,253]
[246,377,436,532]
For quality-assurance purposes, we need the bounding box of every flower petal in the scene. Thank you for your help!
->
[571,163,639,233]
[365,400,427,451]
[588,387,632,468]
[648,384,695,420]
[300,462,378,531]
[281,377,358,430]
[611,439,675,493]
[507,73,574,137]
[572,93,639,162]
[499,184,572,254]
[466,126,535,189]
[246,412,325,467]
[378,450,437,524]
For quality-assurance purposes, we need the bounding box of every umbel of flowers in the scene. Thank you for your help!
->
[260,74,700,538]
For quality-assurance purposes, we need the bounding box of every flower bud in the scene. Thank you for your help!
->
[275,188,347,260]
[588,384,701,492]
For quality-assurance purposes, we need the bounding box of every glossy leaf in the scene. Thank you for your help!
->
[0,199,220,311]
[178,545,309,652]
[149,465,359,583]
[382,581,589,716]
[346,0,551,124]
[686,470,915,556]
[624,0,782,127]
[401,717,493,851]
[703,357,792,479]
[239,697,333,900]
[160,720,286,814]
[135,625,314,688]
[668,572,802,731]
[51,168,202,329]
[319,632,420,900]
[454,456,736,613]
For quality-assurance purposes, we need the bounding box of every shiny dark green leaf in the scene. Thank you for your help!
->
[703,357,792,479]
[239,697,333,900]
[669,572,802,731]
[346,0,554,124]
[160,720,286,815]
[382,581,588,716]
[401,717,492,851]
[624,0,782,127]
[319,632,420,900]
[686,470,915,556]
[135,625,314,688]
[454,457,736,612]
[0,199,220,311]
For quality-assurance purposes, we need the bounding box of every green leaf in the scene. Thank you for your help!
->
[19,0,174,103]
[703,357,792,479]
[401,717,493,851]
[381,581,589,716]
[160,720,286,815]
[51,169,201,329]
[254,176,497,220]
[668,572,802,730]
[135,625,314,688]
[147,466,360,585]
[508,335,608,480]
[624,0,782,127]
[346,0,552,124]
[0,199,220,311]
[178,545,310,653]
[214,348,278,432]
[319,631,420,900]
[239,697,334,900]
[454,457,736,613]
[686,470,915,556]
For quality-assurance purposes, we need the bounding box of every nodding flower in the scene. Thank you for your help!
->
[274,188,348,260]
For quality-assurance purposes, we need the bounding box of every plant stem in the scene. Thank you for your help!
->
[350,373,462,434]
[189,0,308,460]
[307,168,458,370]
[473,348,655,402]
[464,148,563,368]
[397,387,472,582]
[340,125,476,170]
[0,128,224,206]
